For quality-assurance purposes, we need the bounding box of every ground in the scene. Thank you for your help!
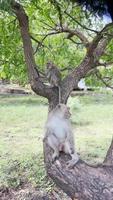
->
[0,92,113,199]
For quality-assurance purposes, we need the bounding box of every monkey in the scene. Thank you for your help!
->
[46,61,61,103]
[44,104,79,167]
[73,0,113,21]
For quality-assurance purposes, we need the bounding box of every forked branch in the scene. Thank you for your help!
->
[11,1,57,100]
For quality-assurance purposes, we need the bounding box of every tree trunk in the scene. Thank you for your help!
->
[44,141,113,200]
[104,138,113,165]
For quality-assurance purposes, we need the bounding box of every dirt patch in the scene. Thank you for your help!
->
[0,184,71,200]
[0,84,31,95]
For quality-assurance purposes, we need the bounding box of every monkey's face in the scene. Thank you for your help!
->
[56,104,71,119]
[46,61,53,70]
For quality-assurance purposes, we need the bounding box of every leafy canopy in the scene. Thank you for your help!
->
[0,0,113,86]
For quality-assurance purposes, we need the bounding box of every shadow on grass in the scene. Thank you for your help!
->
[71,120,91,126]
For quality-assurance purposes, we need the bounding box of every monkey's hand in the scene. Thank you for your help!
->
[52,151,59,163]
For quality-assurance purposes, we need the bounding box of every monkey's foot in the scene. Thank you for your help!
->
[67,157,79,168]
[55,160,61,167]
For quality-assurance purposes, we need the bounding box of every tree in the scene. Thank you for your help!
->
[1,0,113,199]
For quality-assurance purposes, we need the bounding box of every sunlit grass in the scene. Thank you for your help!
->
[68,94,113,164]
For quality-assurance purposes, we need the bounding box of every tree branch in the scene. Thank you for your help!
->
[64,10,99,34]
[61,23,113,103]
[88,23,113,55]
[38,19,54,30]
[11,1,56,100]
[30,35,55,56]
[32,31,63,53]
[44,141,113,200]
[95,70,113,89]
[97,61,113,67]
[67,38,83,46]
[104,138,113,165]
[62,27,89,48]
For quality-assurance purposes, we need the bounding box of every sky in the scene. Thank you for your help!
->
[103,14,112,24]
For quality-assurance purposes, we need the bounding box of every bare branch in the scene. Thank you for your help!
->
[38,19,54,30]
[40,31,62,41]
[61,27,90,48]
[67,38,83,46]
[31,31,62,54]
[95,70,113,89]
[30,35,42,45]
[97,61,113,67]
[30,35,50,54]
[34,26,89,49]
[64,10,98,34]
[60,66,73,72]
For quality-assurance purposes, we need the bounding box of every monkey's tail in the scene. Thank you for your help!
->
[58,86,61,104]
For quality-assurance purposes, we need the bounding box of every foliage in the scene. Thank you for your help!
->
[0,11,28,84]
[0,0,113,86]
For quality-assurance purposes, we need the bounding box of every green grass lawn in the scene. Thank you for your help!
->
[0,93,113,189]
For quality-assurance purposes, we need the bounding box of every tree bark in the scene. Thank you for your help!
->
[44,141,113,200]
[104,138,113,165]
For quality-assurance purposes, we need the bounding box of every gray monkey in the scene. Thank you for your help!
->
[44,104,79,167]
[46,61,61,103]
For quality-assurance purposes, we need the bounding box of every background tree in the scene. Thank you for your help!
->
[1,0,113,199]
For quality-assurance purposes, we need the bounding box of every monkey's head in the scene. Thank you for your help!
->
[46,61,53,70]
[54,104,71,119]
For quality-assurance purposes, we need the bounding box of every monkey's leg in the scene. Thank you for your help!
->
[64,141,79,167]
[68,152,79,168]
[47,135,59,162]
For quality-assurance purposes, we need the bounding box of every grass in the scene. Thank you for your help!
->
[68,94,113,163]
[0,93,113,189]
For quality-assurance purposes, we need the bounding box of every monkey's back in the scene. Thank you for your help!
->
[47,66,61,87]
